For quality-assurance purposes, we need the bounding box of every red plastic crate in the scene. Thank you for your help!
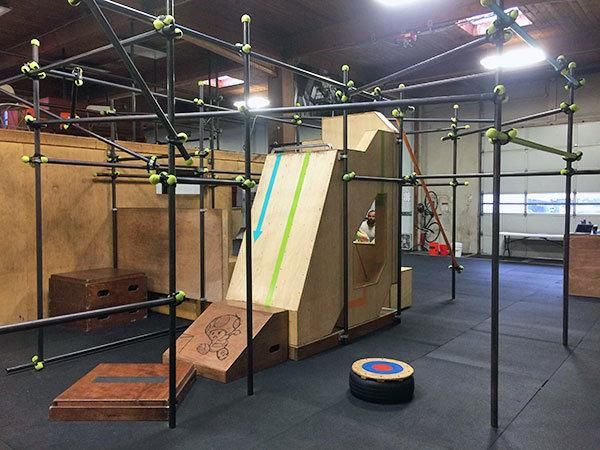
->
[439,244,449,256]
[429,242,440,256]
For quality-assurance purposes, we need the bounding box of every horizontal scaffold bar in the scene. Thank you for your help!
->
[34,93,496,126]
[0,31,156,87]
[0,296,176,336]
[95,0,380,100]
[0,86,152,163]
[354,169,600,182]
[355,36,489,95]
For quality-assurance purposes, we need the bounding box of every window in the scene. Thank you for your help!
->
[482,194,525,214]
[575,193,600,215]
[482,193,600,215]
[526,193,568,215]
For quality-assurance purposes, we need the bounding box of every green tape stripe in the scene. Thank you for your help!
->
[380,131,385,193]
[264,152,311,306]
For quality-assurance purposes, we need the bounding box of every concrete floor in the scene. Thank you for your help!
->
[0,254,599,449]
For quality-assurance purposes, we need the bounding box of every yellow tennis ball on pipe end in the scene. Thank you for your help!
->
[241,44,252,54]
[241,14,251,23]
[508,129,518,139]
[485,128,498,140]
[465,181,470,186]
[163,15,174,24]
[153,19,164,30]
[341,64,350,72]
[184,157,194,166]
[453,104,459,110]
[166,175,177,185]
[149,174,161,185]
[21,156,31,163]
[30,39,40,47]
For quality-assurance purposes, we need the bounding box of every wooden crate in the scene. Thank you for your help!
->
[49,363,195,421]
[49,268,147,332]
[569,234,600,298]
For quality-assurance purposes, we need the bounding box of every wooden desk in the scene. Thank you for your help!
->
[569,234,600,298]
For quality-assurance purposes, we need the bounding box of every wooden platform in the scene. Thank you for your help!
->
[164,301,288,383]
[569,234,600,298]
[49,363,195,421]
[289,308,398,361]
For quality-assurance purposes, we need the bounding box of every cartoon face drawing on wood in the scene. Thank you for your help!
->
[196,314,242,360]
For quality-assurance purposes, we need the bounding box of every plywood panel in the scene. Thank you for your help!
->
[163,301,288,383]
[569,234,600,298]
[227,112,401,346]
[117,208,227,302]
[0,128,262,325]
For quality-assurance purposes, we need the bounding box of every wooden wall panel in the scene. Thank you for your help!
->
[0,129,263,325]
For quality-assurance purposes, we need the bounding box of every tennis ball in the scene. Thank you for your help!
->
[153,19,164,30]
[241,14,251,23]
[485,128,499,140]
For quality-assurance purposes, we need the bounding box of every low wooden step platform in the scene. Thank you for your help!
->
[289,308,399,361]
[164,301,288,383]
[49,363,195,421]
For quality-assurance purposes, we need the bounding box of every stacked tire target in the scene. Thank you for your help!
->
[349,358,415,404]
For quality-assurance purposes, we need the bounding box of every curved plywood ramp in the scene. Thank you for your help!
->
[227,112,406,349]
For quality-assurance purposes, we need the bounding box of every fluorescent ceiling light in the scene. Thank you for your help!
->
[233,97,270,109]
[480,47,546,70]
[201,75,244,88]
[457,8,532,36]
[373,0,421,7]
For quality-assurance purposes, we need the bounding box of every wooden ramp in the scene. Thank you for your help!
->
[49,363,195,421]
[165,302,288,383]
[227,112,408,351]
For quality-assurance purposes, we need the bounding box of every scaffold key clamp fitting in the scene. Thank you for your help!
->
[21,154,48,167]
[31,355,44,371]
[149,171,177,186]
[235,175,256,189]
[20,61,46,80]
[174,291,186,305]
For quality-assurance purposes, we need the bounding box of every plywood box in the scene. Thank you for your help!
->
[49,363,195,421]
[388,267,413,309]
[49,268,147,331]
[569,234,600,298]
[164,301,288,383]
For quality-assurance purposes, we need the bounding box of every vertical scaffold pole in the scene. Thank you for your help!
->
[563,63,577,347]
[490,0,505,429]
[341,64,350,342]
[451,105,459,300]
[166,0,177,429]
[198,82,206,314]
[110,98,118,269]
[32,38,44,362]
[396,112,404,320]
[241,14,255,396]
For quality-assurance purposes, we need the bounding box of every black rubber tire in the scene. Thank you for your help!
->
[349,370,414,404]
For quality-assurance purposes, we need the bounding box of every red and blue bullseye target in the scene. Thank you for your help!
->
[362,360,404,375]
